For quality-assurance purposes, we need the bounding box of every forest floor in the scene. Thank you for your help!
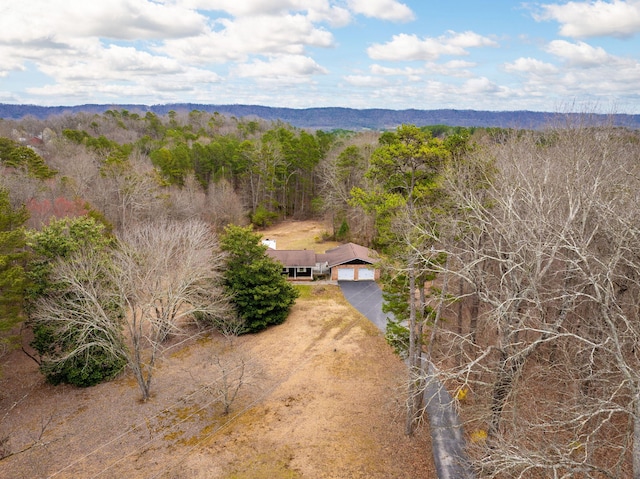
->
[0,219,434,479]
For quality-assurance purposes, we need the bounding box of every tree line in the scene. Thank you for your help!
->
[362,121,640,478]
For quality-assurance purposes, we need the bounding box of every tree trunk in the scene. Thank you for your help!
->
[457,278,464,367]
[470,291,479,345]
[634,389,640,479]
[457,277,463,336]
[405,258,418,436]
[489,349,526,437]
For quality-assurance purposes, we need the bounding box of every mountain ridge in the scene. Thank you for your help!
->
[2,103,639,130]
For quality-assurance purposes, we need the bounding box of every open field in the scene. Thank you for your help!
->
[257,219,341,253]
[0,220,434,478]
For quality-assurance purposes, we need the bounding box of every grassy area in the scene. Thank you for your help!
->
[257,220,340,253]
[279,236,340,253]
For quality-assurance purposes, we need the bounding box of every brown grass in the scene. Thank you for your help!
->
[257,219,340,252]
[0,220,434,479]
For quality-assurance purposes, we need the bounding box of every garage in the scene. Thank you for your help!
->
[326,243,379,282]
[337,268,355,281]
[357,268,375,281]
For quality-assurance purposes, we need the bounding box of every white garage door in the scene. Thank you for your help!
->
[358,268,375,280]
[337,268,355,281]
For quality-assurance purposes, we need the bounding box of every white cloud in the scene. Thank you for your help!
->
[233,55,328,80]
[307,5,352,27]
[347,0,415,22]
[370,64,423,75]
[179,0,302,16]
[368,34,463,61]
[499,40,640,106]
[349,59,478,90]
[459,77,502,95]
[343,75,390,87]
[161,14,334,64]
[446,30,498,48]
[0,48,26,77]
[26,82,179,102]
[25,61,223,104]
[0,0,206,43]
[443,60,477,69]
[1,0,638,111]
[504,57,559,74]
[537,0,640,38]
[545,40,612,66]
[180,0,352,26]
[426,60,477,77]
[38,45,186,82]
[367,31,497,61]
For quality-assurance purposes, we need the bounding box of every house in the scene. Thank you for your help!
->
[266,249,318,280]
[265,242,379,282]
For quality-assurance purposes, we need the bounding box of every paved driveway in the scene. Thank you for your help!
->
[338,280,390,332]
[338,280,474,479]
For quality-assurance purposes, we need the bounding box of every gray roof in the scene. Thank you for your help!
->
[265,242,379,269]
[323,242,378,267]
[266,249,317,267]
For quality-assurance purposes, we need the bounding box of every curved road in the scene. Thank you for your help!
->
[339,280,474,479]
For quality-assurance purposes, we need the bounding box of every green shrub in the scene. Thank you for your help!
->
[250,205,278,227]
[385,317,410,359]
[38,339,126,387]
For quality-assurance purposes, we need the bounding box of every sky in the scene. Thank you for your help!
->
[1,0,640,112]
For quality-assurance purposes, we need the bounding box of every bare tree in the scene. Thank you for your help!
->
[92,153,160,230]
[245,136,284,216]
[208,349,246,415]
[29,218,233,401]
[27,244,128,386]
[425,124,640,477]
[202,179,247,229]
[114,219,233,401]
[317,134,377,242]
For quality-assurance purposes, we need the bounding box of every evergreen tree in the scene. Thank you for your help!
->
[220,225,298,333]
[0,189,29,334]
[0,137,56,179]
[352,124,452,434]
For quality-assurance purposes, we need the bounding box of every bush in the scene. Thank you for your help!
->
[38,341,126,387]
[250,205,278,227]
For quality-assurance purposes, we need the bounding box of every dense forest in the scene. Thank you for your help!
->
[2,108,640,478]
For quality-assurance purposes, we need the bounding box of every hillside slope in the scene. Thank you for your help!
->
[2,102,638,130]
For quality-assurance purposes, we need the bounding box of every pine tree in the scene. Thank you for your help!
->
[0,188,29,333]
[220,225,298,333]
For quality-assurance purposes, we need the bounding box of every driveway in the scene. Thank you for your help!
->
[338,280,390,332]
[339,280,474,479]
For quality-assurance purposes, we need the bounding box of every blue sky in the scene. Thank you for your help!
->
[1,0,640,112]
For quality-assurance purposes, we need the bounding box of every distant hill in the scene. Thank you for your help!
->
[1,103,639,130]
